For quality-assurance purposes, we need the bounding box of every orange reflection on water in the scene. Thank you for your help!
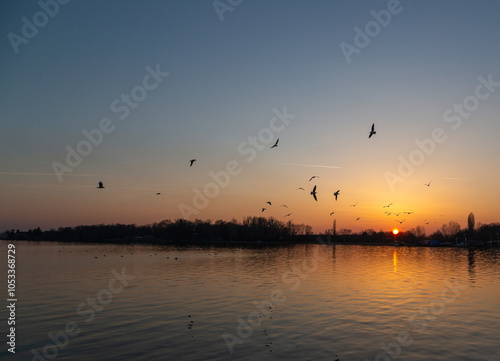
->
[393,248,397,272]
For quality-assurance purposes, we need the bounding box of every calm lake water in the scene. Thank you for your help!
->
[1,240,499,361]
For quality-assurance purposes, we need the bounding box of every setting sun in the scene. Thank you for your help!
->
[393,229,399,235]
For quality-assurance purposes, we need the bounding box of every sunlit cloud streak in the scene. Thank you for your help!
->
[0,172,93,177]
[257,162,342,169]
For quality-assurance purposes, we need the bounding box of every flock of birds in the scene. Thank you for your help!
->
[95,123,434,229]
[257,124,378,221]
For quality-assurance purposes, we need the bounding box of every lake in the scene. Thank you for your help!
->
[1,240,499,360]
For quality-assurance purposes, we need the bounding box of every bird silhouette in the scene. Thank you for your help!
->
[156,192,161,195]
[369,123,376,138]
[266,201,272,206]
[350,202,358,207]
[329,212,335,216]
[309,176,319,181]
[97,181,105,189]
[261,208,266,212]
[297,187,305,191]
[189,159,196,167]
[281,205,288,208]
[310,185,318,201]
[333,190,340,201]
[424,180,432,187]
[383,203,393,208]
[271,138,279,148]
[396,218,407,224]
[355,217,360,221]
[284,212,293,217]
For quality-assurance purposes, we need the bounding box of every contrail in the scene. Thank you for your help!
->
[257,161,341,169]
[0,172,93,177]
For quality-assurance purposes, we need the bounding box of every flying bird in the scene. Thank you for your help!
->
[261,208,266,212]
[281,205,288,208]
[189,159,196,167]
[369,123,376,138]
[333,190,340,201]
[296,187,305,191]
[266,201,272,206]
[355,217,360,221]
[383,203,393,208]
[310,185,318,201]
[309,176,319,181]
[156,193,161,195]
[350,202,358,207]
[284,212,293,217]
[394,212,401,216]
[97,181,105,189]
[396,218,407,224]
[271,138,279,148]
[329,212,335,216]
[424,180,432,187]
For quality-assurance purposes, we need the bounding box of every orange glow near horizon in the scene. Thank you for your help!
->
[393,229,399,235]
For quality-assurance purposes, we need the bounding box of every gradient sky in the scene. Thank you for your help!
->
[1,0,499,234]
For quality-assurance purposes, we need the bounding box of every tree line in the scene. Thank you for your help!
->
[2,212,499,246]
[1,217,313,244]
[321,212,500,246]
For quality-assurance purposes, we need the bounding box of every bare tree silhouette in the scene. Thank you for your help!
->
[441,221,461,238]
[414,225,426,238]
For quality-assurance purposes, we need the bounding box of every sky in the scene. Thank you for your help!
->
[1,0,500,234]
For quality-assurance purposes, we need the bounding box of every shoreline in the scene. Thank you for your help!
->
[2,237,497,250]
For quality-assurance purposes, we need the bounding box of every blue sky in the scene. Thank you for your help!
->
[1,0,500,233]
